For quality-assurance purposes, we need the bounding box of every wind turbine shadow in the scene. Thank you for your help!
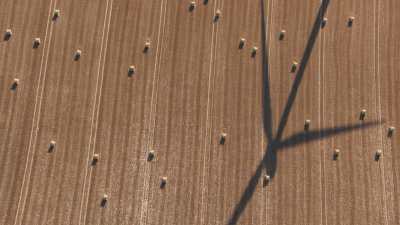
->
[265,0,331,184]
[225,0,383,224]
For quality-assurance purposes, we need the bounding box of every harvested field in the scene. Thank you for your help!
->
[0,0,399,225]
[0,0,52,224]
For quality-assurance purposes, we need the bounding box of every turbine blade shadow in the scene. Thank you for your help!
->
[261,0,273,142]
[229,120,382,225]
[275,0,330,141]
[277,120,382,150]
[227,0,332,224]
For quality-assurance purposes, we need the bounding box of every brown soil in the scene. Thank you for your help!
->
[0,1,398,225]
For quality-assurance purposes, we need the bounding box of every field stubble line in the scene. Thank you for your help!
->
[374,0,388,224]
[264,0,273,224]
[199,0,220,224]
[320,3,327,225]
[13,0,57,224]
[138,0,167,224]
[77,1,113,224]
